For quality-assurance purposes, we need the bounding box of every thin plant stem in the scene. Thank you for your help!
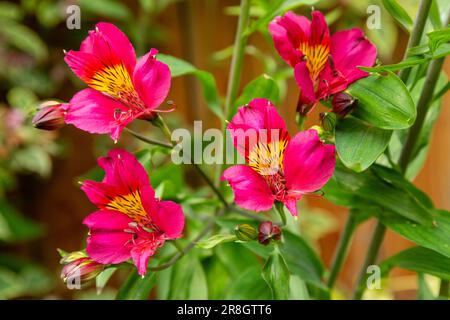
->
[398,56,447,172]
[217,0,251,185]
[352,221,387,300]
[439,280,449,298]
[398,0,433,83]
[223,0,251,121]
[124,127,173,149]
[149,207,227,272]
[327,210,358,289]
[274,202,286,226]
[146,115,229,207]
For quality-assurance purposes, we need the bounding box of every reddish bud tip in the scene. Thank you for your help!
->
[60,251,104,287]
[331,92,357,117]
[258,221,282,246]
[32,101,66,131]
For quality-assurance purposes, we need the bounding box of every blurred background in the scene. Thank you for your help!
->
[0,0,448,299]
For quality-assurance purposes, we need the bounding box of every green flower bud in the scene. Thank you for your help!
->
[235,224,258,241]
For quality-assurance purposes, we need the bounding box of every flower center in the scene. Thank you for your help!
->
[88,63,146,111]
[299,43,330,82]
[105,190,148,224]
[248,139,289,200]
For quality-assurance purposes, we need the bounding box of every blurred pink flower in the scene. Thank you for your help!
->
[269,10,377,115]
[64,23,171,142]
[221,99,335,217]
[82,149,185,276]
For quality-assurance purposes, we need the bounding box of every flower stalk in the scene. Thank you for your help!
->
[398,0,433,83]
[223,0,251,121]
[327,209,358,289]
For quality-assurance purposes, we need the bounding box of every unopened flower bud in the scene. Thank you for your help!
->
[331,92,357,117]
[32,101,65,130]
[59,250,87,265]
[235,224,258,241]
[258,221,282,246]
[320,112,337,132]
[60,251,104,287]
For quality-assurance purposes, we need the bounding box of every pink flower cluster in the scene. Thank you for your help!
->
[41,9,377,281]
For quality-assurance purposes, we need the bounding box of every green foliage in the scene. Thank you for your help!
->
[323,162,434,225]
[262,251,290,299]
[158,54,223,119]
[78,0,132,20]
[0,254,53,299]
[382,0,413,31]
[0,200,43,243]
[347,72,416,129]
[116,270,156,300]
[379,247,450,280]
[196,234,237,249]
[335,117,392,172]
[233,74,280,116]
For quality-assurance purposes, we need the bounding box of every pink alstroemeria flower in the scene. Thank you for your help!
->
[221,99,336,217]
[269,10,377,115]
[82,149,184,276]
[64,22,171,142]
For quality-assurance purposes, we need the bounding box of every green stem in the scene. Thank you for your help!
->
[223,0,251,120]
[171,240,184,254]
[149,115,228,207]
[274,202,286,226]
[124,127,173,149]
[216,0,251,185]
[352,4,449,300]
[352,221,387,300]
[296,222,310,300]
[327,210,358,289]
[398,0,433,83]
[149,206,227,272]
[296,114,306,131]
[439,280,449,298]
[398,55,447,172]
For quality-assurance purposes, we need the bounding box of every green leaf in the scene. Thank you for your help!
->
[377,209,450,258]
[244,0,319,35]
[0,201,43,243]
[163,253,208,299]
[116,270,156,300]
[158,54,223,119]
[215,242,262,277]
[196,234,237,249]
[359,56,428,73]
[382,0,413,31]
[388,73,447,180]
[380,247,450,280]
[0,20,48,61]
[323,163,434,225]
[95,267,117,294]
[418,273,436,300]
[204,256,231,299]
[232,74,280,117]
[347,72,416,129]
[427,27,450,55]
[226,266,271,299]
[0,254,53,299]
[336,117,392,172]
[78,0,132,20]
[280,231,326,289]
[0,2,23,20]
[261,251,290,300]
[7,87,38,112]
